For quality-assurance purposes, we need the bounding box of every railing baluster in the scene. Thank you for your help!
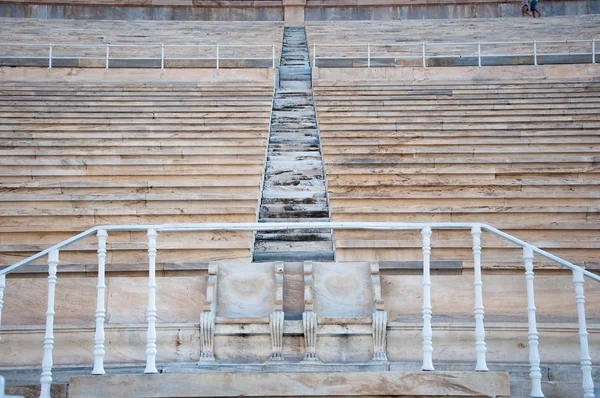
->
[367,43,371,68]
[272,44,275,69]
[572,269,595,398]
[421,226,434,371]
[48,45,52,69]
[477,42,482,68]
[523,246,544,398]
[534,40,538,66]
[105,44,109,69]
[422,42,427,68]
[144,229,158,374]
[160,44,164,70]
[40,250,58,398]
[0,274,5,340]
[313,43,316,68]
[471,226,488,371]
[92,229,108,375]
[593,40,596,65]
[216,45,219,70]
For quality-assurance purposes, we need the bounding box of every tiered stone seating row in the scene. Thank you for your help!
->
[0,80,274,270]
[0,18,283,67]
[306,16,600,62]
[313,79,600,269]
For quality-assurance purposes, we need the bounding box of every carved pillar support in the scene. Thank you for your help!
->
[199,262,218,364]
[370,262,388,362]
[301,261,320,363]
[302,311,319,363]
[267,262,285,362]
[199,311,216,363]
[269,310,285,362]
[372,310,388,361]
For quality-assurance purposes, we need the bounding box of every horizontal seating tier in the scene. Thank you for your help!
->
[0,79,273,267]
[306,16,600,63]
[314,77,600,266]
[0,18,283,67]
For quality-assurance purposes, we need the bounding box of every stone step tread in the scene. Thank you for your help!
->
[253,250,335,262]
[254,240,333,252]
[254,233,332,241]
[262,189,326,197]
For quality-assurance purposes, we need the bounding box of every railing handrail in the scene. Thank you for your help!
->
[1,221,598,282]
[314,38,599,48]
[0,42,275,48]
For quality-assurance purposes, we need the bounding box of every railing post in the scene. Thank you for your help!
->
[533,40,538,66]
[367,43,371,68]
[0,274,5,340]
[593,40,596,65]
[40,250,58,398]
[523,246,544,398]
[572,269,595,398]
[471,226,488,371]
[421,226,434,371]
[48,45,52,69]
[92,229,108,375]
[272,44,275,69]
[313,43,316,68]
[144,229,158,374]
[160,44,164,70]
[216,45,219,70]
[478,42,482,68]
[422,42,427,68]
[105,44,110,69]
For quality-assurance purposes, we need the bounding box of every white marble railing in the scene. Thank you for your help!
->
[313,39,598,68]
[0,221,597,398]
[0,43,277,69]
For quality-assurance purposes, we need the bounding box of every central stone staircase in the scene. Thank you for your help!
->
[253,27,334,262]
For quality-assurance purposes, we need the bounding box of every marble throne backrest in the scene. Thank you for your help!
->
[216,262,276,318]
[312,262,373,318]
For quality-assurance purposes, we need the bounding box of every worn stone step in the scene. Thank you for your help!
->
[262,188,326,198]
[254,240,333,252]
[253,251,335,262]
[254,232,332,241]
[264,179,325,188]
[260,196,327,205]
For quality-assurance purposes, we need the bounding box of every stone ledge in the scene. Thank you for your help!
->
[69,370,510,397]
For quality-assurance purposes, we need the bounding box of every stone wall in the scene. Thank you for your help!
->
[0,4,283,20]
[0,0,597,20]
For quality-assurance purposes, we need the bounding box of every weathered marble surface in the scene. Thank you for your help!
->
[68,370,510,397]
[0,4,283,20]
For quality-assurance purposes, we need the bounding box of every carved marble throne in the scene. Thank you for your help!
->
[302,261,388,363]
[199,261,285,364]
